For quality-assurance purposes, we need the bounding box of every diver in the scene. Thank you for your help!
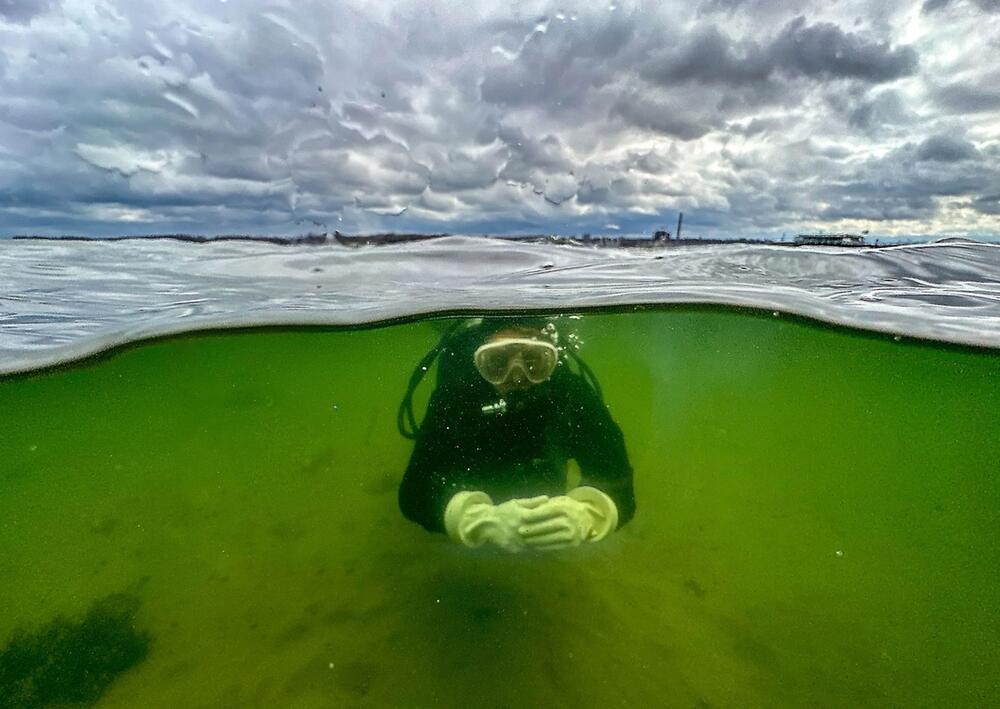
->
[397,317,636,552]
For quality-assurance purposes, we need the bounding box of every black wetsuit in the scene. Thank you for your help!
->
[398,325,636,533]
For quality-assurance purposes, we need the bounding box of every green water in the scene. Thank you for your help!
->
[1,308,998,708]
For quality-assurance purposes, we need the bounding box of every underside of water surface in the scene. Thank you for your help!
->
[1,307,998,708]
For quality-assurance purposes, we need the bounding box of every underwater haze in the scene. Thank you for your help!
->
[1,238,1000,708]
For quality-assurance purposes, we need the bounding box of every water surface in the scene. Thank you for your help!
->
[3,237,999,375]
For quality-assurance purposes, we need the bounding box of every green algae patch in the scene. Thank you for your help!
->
[0,593,150,709]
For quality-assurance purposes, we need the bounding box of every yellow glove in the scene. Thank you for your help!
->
[443,491,551,552]
[518,487,618,551]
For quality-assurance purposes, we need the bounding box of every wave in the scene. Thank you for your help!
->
[1,236,998,374]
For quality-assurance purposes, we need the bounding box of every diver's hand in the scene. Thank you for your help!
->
[444,492,549,552]
[519,487,618,551]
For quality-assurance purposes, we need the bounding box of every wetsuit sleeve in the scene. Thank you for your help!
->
[398,388,468,533]
[562,375,637,527]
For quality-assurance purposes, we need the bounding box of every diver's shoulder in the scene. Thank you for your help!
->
[550,367,591,393]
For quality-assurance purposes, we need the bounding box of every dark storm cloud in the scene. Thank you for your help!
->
[425,146,506,192]
[811,139,1000,221]
[496,125,574,176]
[923,0,1000,13]
[933,81,1000,113]
[915,134,980,162]
[922,0,952,12]
[610,95,714,140]
[641,26,772,86]
[478,14,638,109]
[642,17,917,88]
[697,0,815,16]
[972,194,1000,214]
[770,18,918,82]
[699,0,747,11]
[0,0,56,23]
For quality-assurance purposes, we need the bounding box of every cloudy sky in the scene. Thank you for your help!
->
[1,0,999,239]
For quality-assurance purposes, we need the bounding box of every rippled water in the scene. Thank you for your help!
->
[2,236,999,375]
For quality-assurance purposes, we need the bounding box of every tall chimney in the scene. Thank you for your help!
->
[676,212,683,240]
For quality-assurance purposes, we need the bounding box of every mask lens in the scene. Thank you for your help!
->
[474,339,557,385]
[476,345,513,383]
[520,345,556,381]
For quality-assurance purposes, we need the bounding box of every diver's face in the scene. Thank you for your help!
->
[473,328,558,394]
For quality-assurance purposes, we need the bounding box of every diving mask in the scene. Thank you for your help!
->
[473,337,559,386]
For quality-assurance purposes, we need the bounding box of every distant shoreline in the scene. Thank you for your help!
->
[10,232,898,248]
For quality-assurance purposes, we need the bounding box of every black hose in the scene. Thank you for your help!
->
[568,348,604,401]
[396,321,465,439]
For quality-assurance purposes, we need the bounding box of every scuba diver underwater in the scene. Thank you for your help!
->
[397,316,636,552]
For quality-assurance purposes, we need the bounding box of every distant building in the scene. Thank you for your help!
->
[794,233,866,247]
